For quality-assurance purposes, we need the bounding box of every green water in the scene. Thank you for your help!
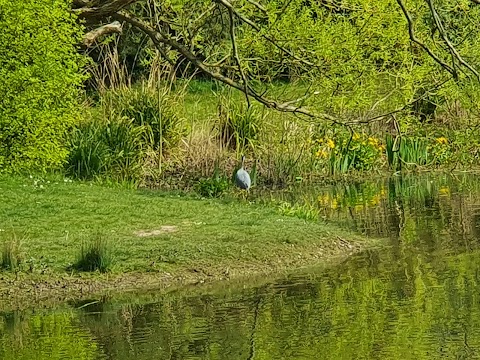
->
[2,174,480,359]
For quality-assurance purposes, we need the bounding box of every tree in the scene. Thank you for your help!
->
[73,0,480,126]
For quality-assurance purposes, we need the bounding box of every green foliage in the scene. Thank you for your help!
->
[0,0,86,172]
[74,235,113,273]
[66,116,145,184]
[386,135,429,170]
[101,86,184,151]
[196,167,230,197]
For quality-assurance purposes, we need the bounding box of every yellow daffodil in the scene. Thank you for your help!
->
[439,186,450,195]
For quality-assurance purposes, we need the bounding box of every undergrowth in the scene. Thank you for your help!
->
[67,79,480,189]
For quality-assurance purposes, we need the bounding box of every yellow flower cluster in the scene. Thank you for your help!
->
[439,186,450,195]
[315,150,329,158]
[436,137,448,145]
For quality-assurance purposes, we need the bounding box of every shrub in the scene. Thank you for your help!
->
[73,236,113,273]
[196,176,230,197]
[0,0,86,172]
[66,115,146,183]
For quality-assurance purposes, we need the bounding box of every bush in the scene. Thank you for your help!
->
[66,115,146,183]
[196,176,230,197]
[0,0,86,172]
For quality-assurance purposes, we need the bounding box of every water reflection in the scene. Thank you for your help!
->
[3,174,480,359]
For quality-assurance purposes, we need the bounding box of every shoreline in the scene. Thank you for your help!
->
[0,236,377,311]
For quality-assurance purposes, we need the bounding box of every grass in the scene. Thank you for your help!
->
[1,233,23,271]
[73,235,113,273]
[0,175,370,279]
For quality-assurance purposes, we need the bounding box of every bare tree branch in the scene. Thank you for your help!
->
[396,0,454,75]
[345,78,451,125]
[82,21,123,47]
[245,0,268,14]
[227,6,250,107]
[73,0,141,19]
[215,0,317,68]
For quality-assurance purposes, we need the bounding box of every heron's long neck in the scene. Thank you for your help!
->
[241,158,245,169]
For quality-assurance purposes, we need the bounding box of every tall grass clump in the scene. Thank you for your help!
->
[73,236,113,273]
[1,234,23,271]
[66,115,146,184]
[217,97,263,151]
[102,85,184,151]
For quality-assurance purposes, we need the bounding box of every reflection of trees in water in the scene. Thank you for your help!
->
[0,310,98,360]
[318,174,480,256]
[3,247,480,359]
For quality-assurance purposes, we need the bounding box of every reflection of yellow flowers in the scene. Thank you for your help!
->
[436,137,448,144]
[327,139,335,149]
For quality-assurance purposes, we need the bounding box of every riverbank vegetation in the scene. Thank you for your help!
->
[2,0,480,189]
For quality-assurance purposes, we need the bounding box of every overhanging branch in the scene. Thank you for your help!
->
[426,0,480,81]
[112,10,338,122]
[82,21,123,47]
[396,0,454,75]
[73,0,141,19]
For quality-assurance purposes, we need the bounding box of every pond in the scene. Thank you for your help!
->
[2,173,480,359]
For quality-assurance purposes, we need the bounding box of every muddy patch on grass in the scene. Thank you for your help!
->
[134,226,178,237]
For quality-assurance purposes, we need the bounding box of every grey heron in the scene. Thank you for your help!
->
[235,155,251,190]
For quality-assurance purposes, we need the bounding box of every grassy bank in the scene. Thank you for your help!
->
[0,175,374,307]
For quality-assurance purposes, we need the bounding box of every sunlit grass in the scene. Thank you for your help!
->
[0,175,368,275]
